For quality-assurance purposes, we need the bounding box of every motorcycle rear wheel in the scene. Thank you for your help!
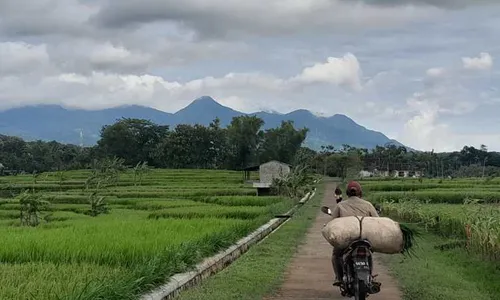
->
[354,279,367,300]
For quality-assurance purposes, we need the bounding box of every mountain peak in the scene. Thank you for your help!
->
[174,96,240,126]
[195,95,216,101]
[177,95,226,113]
[192,95,220,105]
[287,109,316,118]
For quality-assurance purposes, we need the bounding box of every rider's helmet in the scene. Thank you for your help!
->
[346,181,362,197]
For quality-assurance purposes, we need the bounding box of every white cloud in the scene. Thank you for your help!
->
[401,103,500,150]
[397,54,499,151]
[0,50,363,112]
[291,53,362,90]
[399,97,453,151]
[462,52,493,70]
[426,67,446,77]
[88,42,151,70]
[0,42,50,75]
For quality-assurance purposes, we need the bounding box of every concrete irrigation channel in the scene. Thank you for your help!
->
[141,187,318,300]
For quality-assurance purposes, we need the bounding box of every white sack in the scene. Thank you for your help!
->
[321,216,404,254]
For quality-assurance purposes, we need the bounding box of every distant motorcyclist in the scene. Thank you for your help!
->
[329,181,379,286]
[334,187,343,203]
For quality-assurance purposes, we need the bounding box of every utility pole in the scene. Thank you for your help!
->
[482,157,488,178]
[78,129,84,148]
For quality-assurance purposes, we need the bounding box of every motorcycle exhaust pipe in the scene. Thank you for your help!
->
[368,282,381,294]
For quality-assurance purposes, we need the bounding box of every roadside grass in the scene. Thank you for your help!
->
[176,182,325,300]
[383,231,500,300]
[363,177,500,300]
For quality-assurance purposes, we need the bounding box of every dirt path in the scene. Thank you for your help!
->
[265,181,401,300]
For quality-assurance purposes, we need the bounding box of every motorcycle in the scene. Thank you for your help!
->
[321,206,381,300]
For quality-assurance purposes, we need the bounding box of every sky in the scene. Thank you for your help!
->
[0,0,499,152]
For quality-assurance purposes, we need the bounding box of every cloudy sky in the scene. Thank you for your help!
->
[0,0,499,151]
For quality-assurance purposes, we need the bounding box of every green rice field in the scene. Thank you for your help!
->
[0,169,300,300]
[361,177,500,260]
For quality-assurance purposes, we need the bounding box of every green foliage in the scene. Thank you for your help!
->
[292,147,317,166]
[367,177,500,261]
[147,206,268,220]
[270,165,316,199]
[382,201,500,260]
[85,192,110,217]
[399,222,420,256]
[0,169,308,299]
[226,115,265,169]
[32,172,40,185]
[154,120,229,169]
[306,143,500,179]
[86,157,125,190]
[4,116,500,178]
[83,157,125,217]
[17,189,51,227]
[259,120,308,164]
[310,144,366,179]
[56,171,66,184]
[132,161,150,186]
[97,118,169,166]
[366,190,500,204]
[0,134,93,173]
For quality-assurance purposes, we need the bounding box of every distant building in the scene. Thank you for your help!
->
[359,170,373,177]
[392,170,423,178]
[371,168,423,178]
[372,169,390,177]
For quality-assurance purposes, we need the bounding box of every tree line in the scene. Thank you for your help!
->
[2,115,500,178]
[0,115,308,173]
[305,144,500,178]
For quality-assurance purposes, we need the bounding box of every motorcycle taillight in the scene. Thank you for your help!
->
[356,247,367,257]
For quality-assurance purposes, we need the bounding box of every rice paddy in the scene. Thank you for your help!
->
[0,169,299,300]
[362,177,500,260]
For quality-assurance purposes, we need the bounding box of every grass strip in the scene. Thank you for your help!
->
[175,183,324,300]
[382,231,500,300]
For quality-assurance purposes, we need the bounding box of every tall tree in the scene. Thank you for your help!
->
[97,118,169,165]
[226,115,264,169]
[259,120,308,164]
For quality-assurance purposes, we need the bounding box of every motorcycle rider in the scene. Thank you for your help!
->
[330,181,379,286]
[334,187,343,203]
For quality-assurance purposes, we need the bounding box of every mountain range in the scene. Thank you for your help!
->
[0,96,405,151]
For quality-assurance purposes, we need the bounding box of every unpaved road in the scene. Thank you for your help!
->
[265,181,401,300]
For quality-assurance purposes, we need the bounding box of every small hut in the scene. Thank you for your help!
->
[242,164,260,182]
[252,160,291,196]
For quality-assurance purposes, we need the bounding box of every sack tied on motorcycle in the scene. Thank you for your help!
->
[321,216,404,254]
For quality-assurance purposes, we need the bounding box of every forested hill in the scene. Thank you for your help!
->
[0,96,404,151]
